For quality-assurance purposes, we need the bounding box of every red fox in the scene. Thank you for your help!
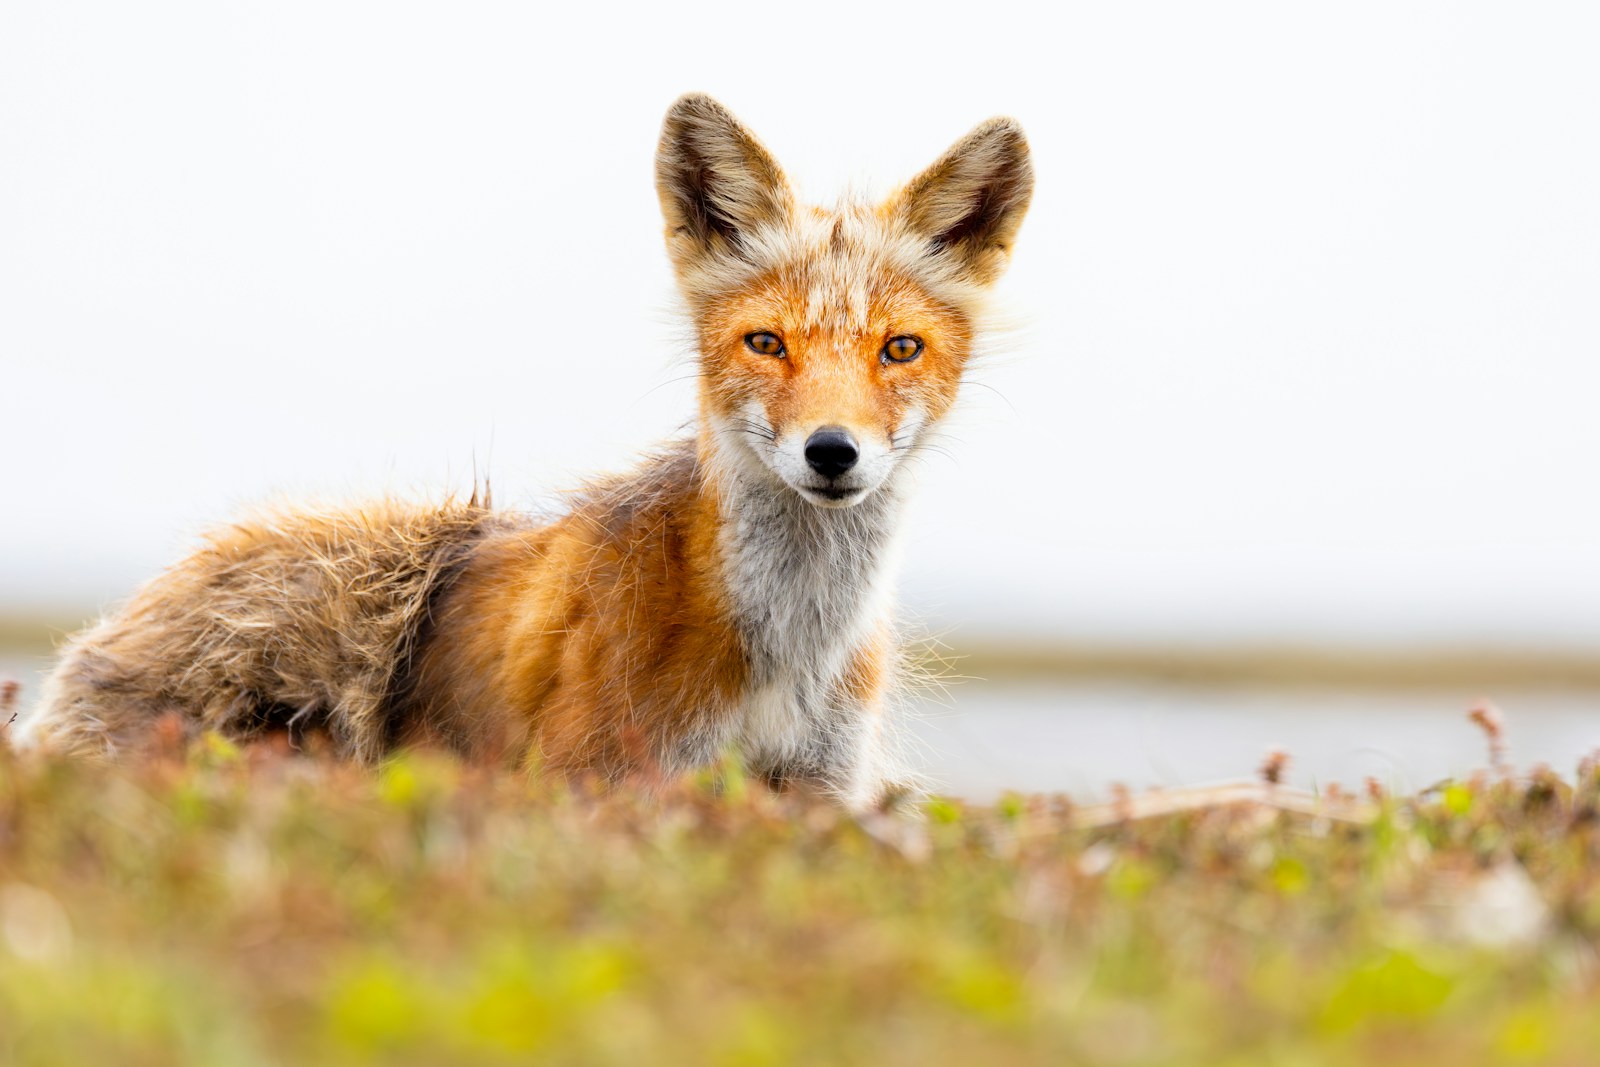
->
[16,94,1033,807]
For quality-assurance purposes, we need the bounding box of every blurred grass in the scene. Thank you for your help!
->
[950,641,1600,689]
[0,615,82,656]
[2,707,1599,1065]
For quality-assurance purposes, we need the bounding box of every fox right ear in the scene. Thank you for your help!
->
[656,94,793,274]
[890,117,1034,286]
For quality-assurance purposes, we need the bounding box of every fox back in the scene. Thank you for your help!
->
[18,95,1033,807]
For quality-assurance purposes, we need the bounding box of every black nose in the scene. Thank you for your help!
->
[804,427,859,479]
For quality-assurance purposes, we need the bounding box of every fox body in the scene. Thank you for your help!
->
[18,95,1033,806]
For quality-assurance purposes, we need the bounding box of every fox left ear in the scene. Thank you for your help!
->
[656,94,793,277]
[890,118,1034,285]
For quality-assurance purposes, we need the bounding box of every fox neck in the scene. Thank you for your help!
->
[696,421,908,691]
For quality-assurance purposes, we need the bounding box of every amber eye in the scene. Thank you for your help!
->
[882,336,923,363]
[744,332,786,357]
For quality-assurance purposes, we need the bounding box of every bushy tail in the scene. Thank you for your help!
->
[17,498,509,762]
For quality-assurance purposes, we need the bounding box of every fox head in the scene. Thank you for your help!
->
[656,94,1033,509]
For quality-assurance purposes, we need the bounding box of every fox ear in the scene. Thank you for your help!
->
[656,94,793,273]
[890,118,1034,285]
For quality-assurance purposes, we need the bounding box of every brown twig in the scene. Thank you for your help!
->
[1259,748,1290,787]
[1065,781,1376,830]
[1468,699,1509,775]
[1,678,20,737]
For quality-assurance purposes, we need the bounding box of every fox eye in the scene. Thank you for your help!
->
[882,336,923,364]
[744,332,786,357]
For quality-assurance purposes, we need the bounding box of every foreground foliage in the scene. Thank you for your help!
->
[1,721,1598,1066]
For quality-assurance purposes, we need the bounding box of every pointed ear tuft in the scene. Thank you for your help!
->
[655,94,793,274]
[891,117,1034,285]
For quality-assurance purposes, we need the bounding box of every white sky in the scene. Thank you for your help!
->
[2,1,1597,649]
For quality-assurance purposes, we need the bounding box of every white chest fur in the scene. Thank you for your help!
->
[717,476,906,768]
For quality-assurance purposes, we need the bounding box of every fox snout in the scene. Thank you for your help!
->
[777,420,901,508]
[804,427,859,479]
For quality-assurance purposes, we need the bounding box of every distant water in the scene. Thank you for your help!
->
[907,679,1600,800]
[5,654,1598,801]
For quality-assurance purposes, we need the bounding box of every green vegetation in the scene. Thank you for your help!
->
[1,709,1598,1065]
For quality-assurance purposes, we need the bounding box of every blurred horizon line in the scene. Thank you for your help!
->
[4,611,1598,691]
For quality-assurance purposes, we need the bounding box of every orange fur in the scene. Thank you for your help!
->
[399,444,743,778]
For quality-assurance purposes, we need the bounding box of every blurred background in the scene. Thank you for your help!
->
[3,1,1598,796]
